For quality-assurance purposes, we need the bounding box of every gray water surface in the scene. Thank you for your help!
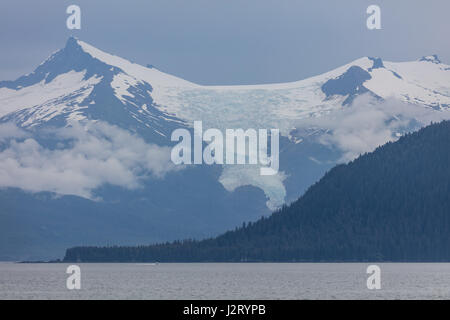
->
[0,262,449,300]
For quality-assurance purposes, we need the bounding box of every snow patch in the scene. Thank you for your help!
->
[0,71,101,119]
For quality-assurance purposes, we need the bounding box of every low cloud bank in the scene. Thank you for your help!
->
[0,121,176,199]
[297,95,450,162]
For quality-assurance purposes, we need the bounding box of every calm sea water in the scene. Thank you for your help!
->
[0,262,450,300]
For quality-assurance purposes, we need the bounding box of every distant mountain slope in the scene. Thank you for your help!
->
[64,120,450,262]
[2,38,450,261]
[2,38,449,134]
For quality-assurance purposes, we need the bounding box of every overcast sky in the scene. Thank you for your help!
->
[0,0,449,84]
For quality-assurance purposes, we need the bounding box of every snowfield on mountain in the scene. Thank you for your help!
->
[0,37,449,260]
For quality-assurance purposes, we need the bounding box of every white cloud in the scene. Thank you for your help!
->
[297,95,450,162]
[0,121,177,199]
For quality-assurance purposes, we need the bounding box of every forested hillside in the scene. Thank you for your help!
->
[64,121,450,262]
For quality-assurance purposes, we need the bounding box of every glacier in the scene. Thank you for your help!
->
[1,37,450,209]
[1,37,450,259]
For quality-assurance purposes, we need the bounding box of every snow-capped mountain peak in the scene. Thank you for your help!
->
[419,55,442,64]
[73,37,196,88]
[0,38,194,142]
[0,38,449,227]
[0,37,119,90]
[1,38,449,137]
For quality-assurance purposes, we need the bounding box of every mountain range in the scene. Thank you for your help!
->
[0,37,449,260]
[64,120,450,262]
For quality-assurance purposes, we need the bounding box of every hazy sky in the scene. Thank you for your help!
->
[1,0,449,84]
